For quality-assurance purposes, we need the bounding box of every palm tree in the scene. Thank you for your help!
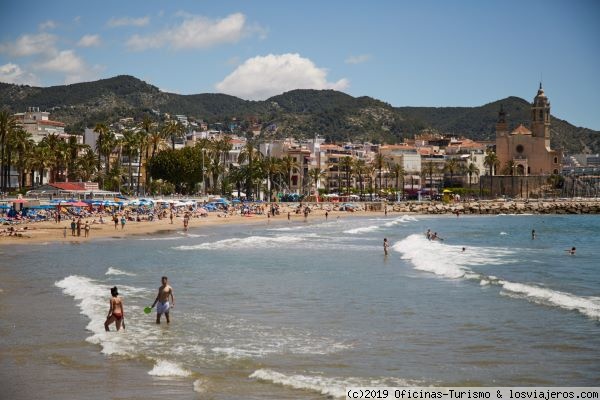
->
[443,158,460,187]
[93,123,109,187]
[40,134,63,183]
[164,120,186,150]
[66,134,85,182]
[76,148,98,182]
[261,156,282,202]
[122,129,139,193]
[307,167,327,199]
[238,142,262,199]
[0,110,18,192]
[12,128,34,190]
[466,162,480,191]
[373,152,385,194]
[390,162,406,200]
[422,160,438,198]
[280,155,300,194]
[484,149,500,198]
[139,115,155,193]
[31,144,53,187]
[353,158,367,198]
[339,156,353,195]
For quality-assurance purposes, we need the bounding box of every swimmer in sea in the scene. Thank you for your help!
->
[565,247,576,255]
[104,286,125,331]
[383,238,389,256]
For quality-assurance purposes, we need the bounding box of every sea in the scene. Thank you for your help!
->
[1,213,599,399]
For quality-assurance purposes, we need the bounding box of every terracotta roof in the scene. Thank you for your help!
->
[511,124,531,135]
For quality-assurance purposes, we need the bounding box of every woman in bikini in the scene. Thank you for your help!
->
[104,286,125,331]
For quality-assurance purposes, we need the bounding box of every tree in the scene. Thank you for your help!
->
[139,115,155,194]
[122,129,139,193]
[484,149,500,198]
[280,155,299,194]
[261,156,282,202]
[373,152,385,194]
[390,162,406,199]
[12,128,34,190]
[443,158,460,187]
[339,156,353,195]
[307,167,327,199]
[466,162,480,190]
[77,148,98,182]
[0,110,17,192]
[238,141,262,199]
[93,123,109,187]
[353,158,367,197]
[422,160,438,197]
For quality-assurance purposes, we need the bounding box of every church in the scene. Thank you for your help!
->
[495,84,562,176]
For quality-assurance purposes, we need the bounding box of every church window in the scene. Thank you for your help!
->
[516,144,524,153]
[553,157,558,164]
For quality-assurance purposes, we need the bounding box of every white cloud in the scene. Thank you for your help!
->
[215,53,349,100]
[345,54,371,64]
[0,33,57,57]
[77,34,101,47]
[126,12,255,51]
[36,50,85,73]
[39,20,57,30]
[107,16,150,28]
[0,63,39,86]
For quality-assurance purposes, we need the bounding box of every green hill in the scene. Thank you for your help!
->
[0,75,597,153]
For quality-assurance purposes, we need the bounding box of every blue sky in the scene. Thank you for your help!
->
[1,0,599,130]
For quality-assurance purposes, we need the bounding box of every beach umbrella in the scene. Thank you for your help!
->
[67,201,88,207]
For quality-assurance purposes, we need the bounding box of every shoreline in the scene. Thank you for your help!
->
[2,199,599,246]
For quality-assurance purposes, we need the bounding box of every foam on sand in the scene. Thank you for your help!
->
[148,359,191,377]
[250,369,413,399]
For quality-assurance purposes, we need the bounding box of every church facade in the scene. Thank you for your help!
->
[495,84,562,176]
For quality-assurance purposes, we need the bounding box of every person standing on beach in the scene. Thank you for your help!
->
[170,212,174,224]
[63,226,67,238]
[70,219,76,236]
[325,211,328,220]
[113,214,118,229]
[76,218,82,237]
[120,215,126,230]
[150,276,175,324]
[383,238,389,256]
[84,221,90,237]
[104,286,125,331]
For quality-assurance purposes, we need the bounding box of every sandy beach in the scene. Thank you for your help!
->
[0,206,367,245]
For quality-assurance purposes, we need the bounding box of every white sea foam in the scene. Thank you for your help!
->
[250,369,413,399]
[499,281,600,320]
[345,215,416,234]
[393,234,600,320]
[148,359,191,377]
[106,267,136,276]
[345,225,379,234]
[500,232,508,235]
[174,234,311,250]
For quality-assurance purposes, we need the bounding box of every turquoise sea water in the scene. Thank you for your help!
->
[1,214,599,399]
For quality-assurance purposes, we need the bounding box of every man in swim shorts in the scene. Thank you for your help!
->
[151,276,175,324]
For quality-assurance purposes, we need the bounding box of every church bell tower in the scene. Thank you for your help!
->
[531,83,551,142]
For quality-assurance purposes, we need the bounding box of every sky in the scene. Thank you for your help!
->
[1,0,599,129]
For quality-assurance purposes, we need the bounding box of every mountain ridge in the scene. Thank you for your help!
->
[0,75,597,153]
